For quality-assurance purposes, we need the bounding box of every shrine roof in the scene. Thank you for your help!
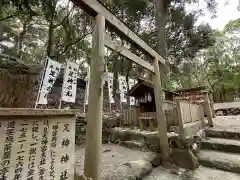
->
[126,78,177,97]
[172,86,211,95]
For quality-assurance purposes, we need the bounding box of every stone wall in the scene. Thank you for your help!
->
[215,108,240,116]
[0,69,37,108]
[75,112,121,147]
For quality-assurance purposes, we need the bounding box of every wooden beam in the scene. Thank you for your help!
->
[84,14,105,180]
[71,0,165,65]
[199,104,205,128]
[104,36,154,72]
[153,58,169,160]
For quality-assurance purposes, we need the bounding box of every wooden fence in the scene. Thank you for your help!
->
[178,102,203,124]
[121,101,178,130]
[121,100,206,138]
[176,101,205,138]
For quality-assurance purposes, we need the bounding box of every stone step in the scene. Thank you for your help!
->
[110,127,178,152]
[205,128,240,140]
[201,137,240,153]
[119,140,146,151]
[198,150,240,174]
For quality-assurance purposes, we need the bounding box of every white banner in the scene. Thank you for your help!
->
[119,75,127,103]
[37,58,62,104]
[61,61,78,103]
[129,78,137,105]
[107,73,115,104]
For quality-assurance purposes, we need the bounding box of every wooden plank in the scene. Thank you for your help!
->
[191,104,199,122]
[199,104,205,128]
[139,118,144,130]
[84,14,105,180]
[139,117,155,120]
[181,102,192,123]
[133,108,137,126]
[153,59,169,160]
[149,119,154,131]
[196,104,202,122]
[176,101,185,139]
[104,36,154,72]
[71,0,165,65]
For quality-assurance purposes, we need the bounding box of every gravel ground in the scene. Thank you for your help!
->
[213,116,240,130]
[75,114,240,179]
[75,144,148,179]
[75,143,240,180]
[144,166,240,180]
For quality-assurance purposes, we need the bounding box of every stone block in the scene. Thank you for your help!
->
[171,148,199,170]
[74,174,92,180]
[143,152,162,167]
[106,160,152,180]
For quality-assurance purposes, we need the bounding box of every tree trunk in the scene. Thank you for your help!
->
[47,19,54,57]
[18,17,32,58]
[154,0,168,88]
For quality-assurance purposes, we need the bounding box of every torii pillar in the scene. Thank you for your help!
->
[84,14,105,180]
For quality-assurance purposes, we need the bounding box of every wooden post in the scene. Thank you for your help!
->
[199,104,205,128]
[84,14,105,180]
[139,118,144,130]
[203,92,214,127]
[176,101,185,139]
[153,58,170,160]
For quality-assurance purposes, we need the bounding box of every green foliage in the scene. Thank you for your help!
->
[224,18,240,34]
[1,0,238,96]
[0,0,92,76]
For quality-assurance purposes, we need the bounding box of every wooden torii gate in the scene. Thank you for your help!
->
[71,0,169,179]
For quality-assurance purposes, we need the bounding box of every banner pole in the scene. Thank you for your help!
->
[35,57,49,108]
[59,62,67,109]
[58,99,62,109]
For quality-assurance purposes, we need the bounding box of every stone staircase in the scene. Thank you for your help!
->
[197,128,240,174]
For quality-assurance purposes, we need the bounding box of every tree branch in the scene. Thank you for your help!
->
[53,6,74,29]
[0,10,40,22]
[0,13,19,22]
[0,36,10,42]
[58,32,91,57]
[0,53,25,65]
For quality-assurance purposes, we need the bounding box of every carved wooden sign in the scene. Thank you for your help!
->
[0,109,76,180]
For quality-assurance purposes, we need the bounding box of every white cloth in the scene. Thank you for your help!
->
[129,78,137,105]
[37,57,62,104]
[107,73,115,104]
[119,75,127,103]
[61,61,78,103]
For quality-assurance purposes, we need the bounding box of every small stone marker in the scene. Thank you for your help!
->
[0,109,76,180]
